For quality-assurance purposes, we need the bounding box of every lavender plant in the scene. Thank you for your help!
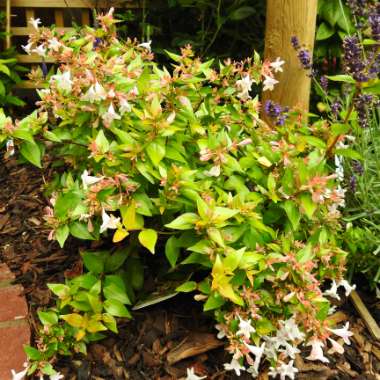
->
[1,9,356,379]
[292,1,380,289]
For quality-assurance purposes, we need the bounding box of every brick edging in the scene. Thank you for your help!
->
[0,263,30,380]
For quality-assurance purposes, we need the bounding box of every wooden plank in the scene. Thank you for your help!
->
[0,0,133,7]
[350,290,380,341]
[5,0,10,49]
[25,8,35,21]
[11,27,74,36]
[262,0,318,118]
[16,54,55,63]
[54,9,64,27]
[13,81,44,89]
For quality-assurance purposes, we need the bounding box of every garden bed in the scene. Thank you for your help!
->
[1,157,379,379]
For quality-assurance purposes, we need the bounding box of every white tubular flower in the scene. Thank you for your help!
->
[33,44,47,57]
[306,339,329,363]
[22,42,33,55]
[263,75,279,91]
[245,342,265,374]
[82,81,107,103]
[279,342,301,359]
[6,139,15,156]
[185,367,206,380]
[11,367,28,380]
[236,74,254,100]
[100,209,120,233]
[49,373,64,380]
[119,98,132,114]
[81,169,104,189]
[270,57,285,73]
[102,103,121,126]
[215,323,226,339]
[323,280,340,300]
[138,40,152,52]
[337,279,356,296]
[269,360,298,380]
[50,70,73,93]
[278,318,305,341]
[224,357,245,376]
[29,17,41,30]
[204,165,221,177]
[48,38,62,52]
[327,322,353,345]
[328,338,344,354]
[236,316,255,339]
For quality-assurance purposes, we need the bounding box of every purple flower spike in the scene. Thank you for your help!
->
[343,36,368,82]
[291,36,300,50]
[352,160,364,176]
[369,9,380,41]
[349,175,357,192]
[354,94,373,128]
[320,76,328,92]
[297,49,312,70]
[331,100,341,118]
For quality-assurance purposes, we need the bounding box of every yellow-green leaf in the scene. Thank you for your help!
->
[138,229,158,254]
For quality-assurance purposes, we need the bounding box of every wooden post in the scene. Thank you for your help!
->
[5,0,11,49]
[262,0,318,116]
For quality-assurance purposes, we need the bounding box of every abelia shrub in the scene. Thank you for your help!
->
[1,9,355,379]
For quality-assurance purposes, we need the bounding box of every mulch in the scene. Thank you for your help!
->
[1,156,380,380]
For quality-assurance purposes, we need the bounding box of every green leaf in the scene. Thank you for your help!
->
[321,0,340,26]
[102,313,118,333]
[0,64,10,76]
[138,229,158,254]
[24,345,43,360]
[165,236,180,268]
[38,310,58,326]
[300,193,317,220]
[165,213,199,230]
[47,283,69,298]
[303,136,326,149]
[326,74,356,84]
[316,22,335,40]
[104,299,131,318]
[335,148,362,160]
[56,225,69,248]
[229,6,255,20]
[146,140,166,166]
[61,313,84,327]
[282,201,301,230]
[104,275,131,304]
[81,251,106,274]
[95,129,110,153]
[296,244,314,263]
[176,281,197,292]
[125,257,144,290]
[203,292,225,311]
[20,141,42,168]
[104,248,129,272]
[70,222,95,240]
[41,363,55,376]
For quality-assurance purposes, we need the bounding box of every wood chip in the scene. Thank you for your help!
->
[350,290,380,340]
[166,332,223,365]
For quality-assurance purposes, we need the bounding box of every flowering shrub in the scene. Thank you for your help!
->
[1,9,356,379]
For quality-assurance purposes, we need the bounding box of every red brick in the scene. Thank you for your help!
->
[0,323,30,380]
[0,285,28,322]
[0,264,15,282]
